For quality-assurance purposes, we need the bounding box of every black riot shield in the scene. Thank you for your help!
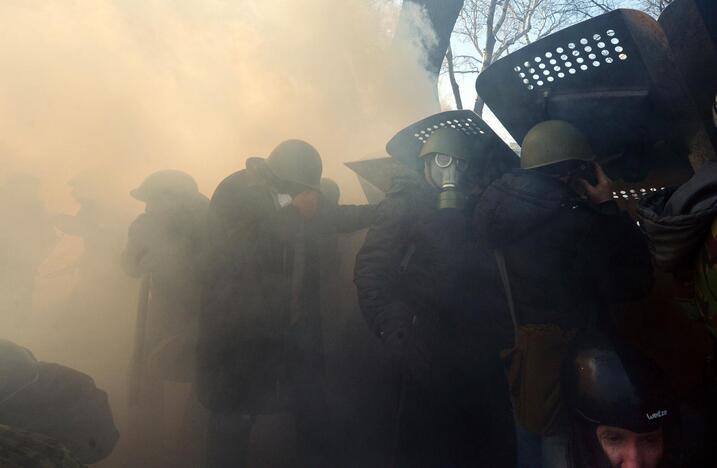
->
[475,9,715,189]
[659,0,717,147]
[347,111,518,198]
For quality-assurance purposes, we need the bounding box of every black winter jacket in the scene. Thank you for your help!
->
[474,170,653,330]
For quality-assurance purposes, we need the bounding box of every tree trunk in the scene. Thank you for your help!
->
[446,46,463,109]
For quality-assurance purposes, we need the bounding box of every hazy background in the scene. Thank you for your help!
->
[0,1,439,466]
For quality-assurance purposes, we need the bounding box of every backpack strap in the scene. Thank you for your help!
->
[494,250,519,345]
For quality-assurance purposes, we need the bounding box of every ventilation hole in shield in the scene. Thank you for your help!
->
[537,80,544,86]
[520,72,526,78]
[615,46,624,53]
[589,54,597,60]
[547,76,555,82]
[576,57,584,64]
[593,34,601,41]
[561,54,568,61]
[530,68,536,73]
[534,56,542,63]
[558,72,565,78]
[539,63,546,69]
[607,29,616,37]
[568,42,576,49]
[569,68,576,74]
[550,59,557,65]
[545,52,553,58]
[580,38,588,45]
[528,85,534,90]
[543,70,550,76]
[592,61,600,67]
[605,57,614,64]
[533,74,540,80]
[584,46,592,52]
[514,66,521,72]
[553,66,561,71]
[597,42,606,48]
[619,53,628,60]
[572,50,580,57]
[581,64,588,70]
[611,38,620,45]
[565,61,573,68]
[601,50,609,56]
[524,61,530,67]
[556,47,564,54]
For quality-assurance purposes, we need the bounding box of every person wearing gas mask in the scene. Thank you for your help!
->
[473,120,654,467]
[121,170,209,468]
[197,140,376,468]
[562,333,680,468]
[354,111,518,467]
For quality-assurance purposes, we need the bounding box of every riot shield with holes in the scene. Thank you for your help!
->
[659,0,717,148]
[475,9,714,192]
[384,110,519,188]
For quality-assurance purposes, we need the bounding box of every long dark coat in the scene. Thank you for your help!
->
[197,168,375,415]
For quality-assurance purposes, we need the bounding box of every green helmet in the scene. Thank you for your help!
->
[520,120,595,170]
[266,140,323,191]
[320,178,340,205]
[130,170,198,201]
[419,127,476,162]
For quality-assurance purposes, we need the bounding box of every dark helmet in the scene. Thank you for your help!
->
[130,170,199,202]
[266,140,322,191]
[320,178,340,205]
[0,340,39,405]
[562,333,677,467]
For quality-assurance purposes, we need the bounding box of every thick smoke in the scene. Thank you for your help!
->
[0,1,438,466]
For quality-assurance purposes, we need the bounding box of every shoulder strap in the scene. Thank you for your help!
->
[494,250,519,344]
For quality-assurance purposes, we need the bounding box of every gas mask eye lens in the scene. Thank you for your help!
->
[434,153,453,168]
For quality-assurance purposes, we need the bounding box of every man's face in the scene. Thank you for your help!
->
[596,425,664,468]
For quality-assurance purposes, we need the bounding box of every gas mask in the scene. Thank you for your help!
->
[424,153,469,209]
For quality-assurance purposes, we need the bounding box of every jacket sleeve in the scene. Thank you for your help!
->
[120,214,150,278]
[323,203,378,234]
[354,193,414,336]
[585,202,654,303]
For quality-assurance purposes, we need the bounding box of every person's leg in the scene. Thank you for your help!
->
[204,411,252,468]
[515,425,543,468]
[541,432,568,468]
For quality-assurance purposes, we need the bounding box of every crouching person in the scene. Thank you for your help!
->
[0,339,119,467]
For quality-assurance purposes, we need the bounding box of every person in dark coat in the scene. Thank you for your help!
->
[197,140,375,468]
[354,114,518,468]
[121,170,209,468]
[473,120,654,467]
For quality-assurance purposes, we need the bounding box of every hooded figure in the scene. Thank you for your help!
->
[197,140,375,468]
[473,120,654,467]
[355,111,518,467]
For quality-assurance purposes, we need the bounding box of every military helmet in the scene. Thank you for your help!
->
[520,120,595,170]
[266,140,322,191]
[0,340,39,405]
[130,170,199,202]
[320,178,340,205]
[419,127,478,162]
[562,333,673,434]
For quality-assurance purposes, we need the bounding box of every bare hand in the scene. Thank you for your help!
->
[578,163,614,205]
[292,190,319,220]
